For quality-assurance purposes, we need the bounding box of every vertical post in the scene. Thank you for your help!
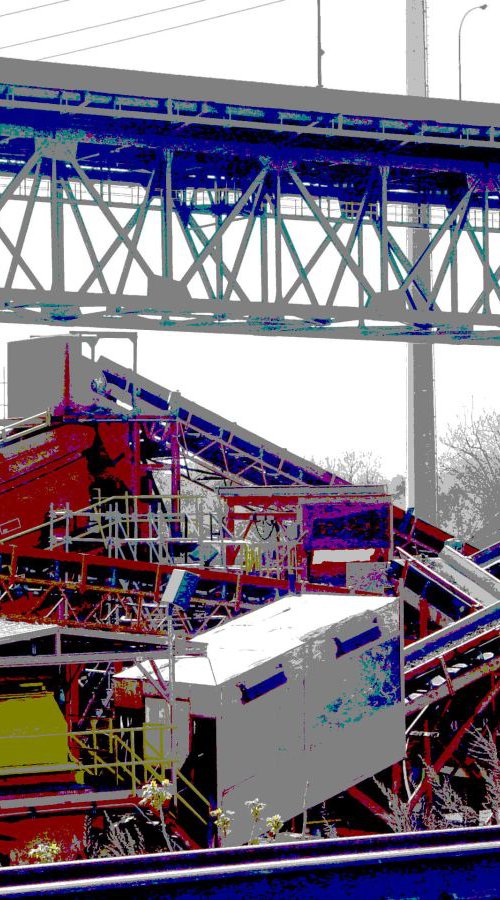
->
[168,604,177,800]
[130,334,138,413]
[51,158,64,293]
[131,333,138,376]
[131,421,141,497]
[357,229,364,309]
[65,501,70,553]
[407,339,437,520]
[130,725,136,794]
[379,167,389,293]
[260,204,269,303]
[407,0,428,96]
[458,14,463,101]
[406,0,437,524]
[170,420,181,538]
[450,224,459,314]
[216,184,224,301]
[1,365,6,422]
[275,173,282,303]
[63,341,71,412]
[162,149,174,279]
[483,187,490,313]
[317,0,324,88]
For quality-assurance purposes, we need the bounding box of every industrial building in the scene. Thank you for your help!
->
[116,591,403,847]
[0,333,498,861]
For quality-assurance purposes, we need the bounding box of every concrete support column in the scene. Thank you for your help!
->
[406,0,437,523]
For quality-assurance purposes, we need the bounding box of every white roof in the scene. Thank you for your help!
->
[0,618,56,645]
[116,592,392,689]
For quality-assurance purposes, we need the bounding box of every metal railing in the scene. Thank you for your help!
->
[0,720,210,825]
[44,493,300,581]
[0,410,50,446]
[1,490,301,582]
[0,722,170,793]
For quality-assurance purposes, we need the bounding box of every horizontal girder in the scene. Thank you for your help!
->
[2,305,500,344]
[1,59,500,338]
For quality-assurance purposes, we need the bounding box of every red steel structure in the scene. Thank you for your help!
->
[0,335,498,858]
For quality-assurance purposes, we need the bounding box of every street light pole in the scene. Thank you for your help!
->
[317,0,325,87]
[458,4,487,100]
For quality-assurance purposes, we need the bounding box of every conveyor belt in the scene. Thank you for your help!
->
[471,540,500,584]
[404,600,500,713]
[401,550,482,622]
[91,357,341,489]
[405,600,500,670]
[87,354,460,556]
[433,545,500,608]
[0,825,499,888]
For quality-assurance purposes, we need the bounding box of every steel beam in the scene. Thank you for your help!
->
[408,677,500,811]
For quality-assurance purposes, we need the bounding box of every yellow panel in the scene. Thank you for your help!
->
[0,693,69,768]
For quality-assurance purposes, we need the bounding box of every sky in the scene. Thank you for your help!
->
[1,0,500,478]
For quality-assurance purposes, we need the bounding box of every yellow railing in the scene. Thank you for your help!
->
[176,768,211,825]
[76,722,179,795]
[0,723,172,793]
[0,722,210,825]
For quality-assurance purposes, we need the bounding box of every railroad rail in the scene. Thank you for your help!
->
[0,827,498,898]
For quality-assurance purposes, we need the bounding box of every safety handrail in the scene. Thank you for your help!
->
[176,768,211,825]
[0,410,50,446]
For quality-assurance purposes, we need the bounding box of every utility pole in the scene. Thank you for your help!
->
[317,0,324,87]
[406,0,438,524]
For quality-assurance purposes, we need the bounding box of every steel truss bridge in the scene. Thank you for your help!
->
[1,58,500,342]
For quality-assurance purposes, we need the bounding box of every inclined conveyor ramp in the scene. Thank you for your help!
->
[90,356,339,489]
[471,541,500,579]
[400,541,500,626]
[435,545,500,608]
[404,599,500,671]
[404,599,500,713]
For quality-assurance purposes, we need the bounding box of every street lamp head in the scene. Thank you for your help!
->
[459,4,488,100]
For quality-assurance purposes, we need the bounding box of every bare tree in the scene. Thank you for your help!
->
[320,449,386,485]
[420,766,478,830]
[468,727,500,824]
[374,778,419,833]
[439,409,500,541]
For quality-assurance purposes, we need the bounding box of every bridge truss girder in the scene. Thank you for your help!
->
[1,59,500,341]
[0,151,499,342]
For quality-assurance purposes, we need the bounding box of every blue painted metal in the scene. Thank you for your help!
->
[404,600,500,669]
[91,356,339,489]
[471,541,500,568]
[334,624,382,657]
[237,668,287,703]
[1,58,500,197]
